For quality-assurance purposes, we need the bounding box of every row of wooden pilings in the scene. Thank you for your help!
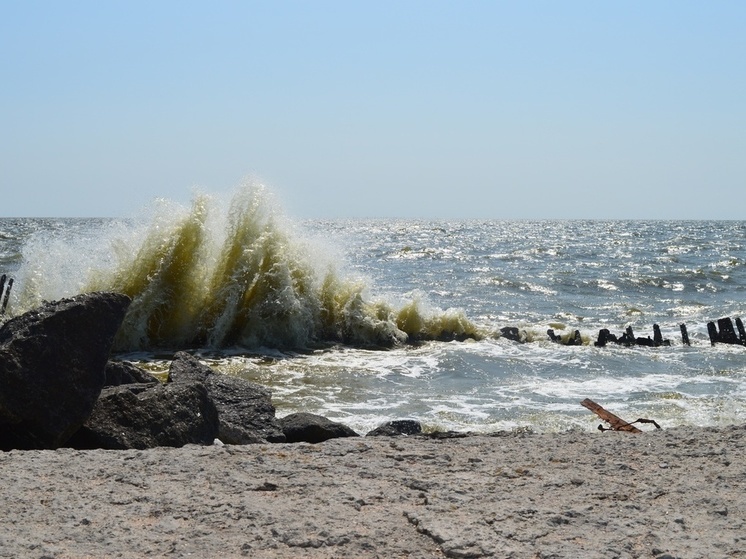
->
[503,316,746,347]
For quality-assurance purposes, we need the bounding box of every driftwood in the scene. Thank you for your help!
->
[580,398,661,433]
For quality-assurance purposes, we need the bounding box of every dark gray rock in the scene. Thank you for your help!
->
[168,351,212,384]
[67,381,219,449]
[279,412,359,444]
[366,419,423,437]
[0,292,131,450]
[104,360,158,387]
[169,352,286,444]
[205,373,286,443]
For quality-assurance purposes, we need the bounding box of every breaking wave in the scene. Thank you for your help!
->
[14,183,480,351]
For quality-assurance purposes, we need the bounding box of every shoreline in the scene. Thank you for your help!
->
[2,424,744,558]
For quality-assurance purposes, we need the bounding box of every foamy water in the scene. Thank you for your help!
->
[2,185,746,433]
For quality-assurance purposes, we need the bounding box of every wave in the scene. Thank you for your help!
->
[13,183,481,351]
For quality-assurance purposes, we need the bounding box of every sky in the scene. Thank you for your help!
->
[1,1,745,219]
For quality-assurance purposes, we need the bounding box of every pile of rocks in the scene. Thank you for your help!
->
[0,292,419,451]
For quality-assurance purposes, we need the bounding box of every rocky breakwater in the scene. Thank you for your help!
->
[0,292,367,451]
[68,351,293,449]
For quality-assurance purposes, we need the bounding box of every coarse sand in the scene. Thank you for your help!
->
[1,424,744,559]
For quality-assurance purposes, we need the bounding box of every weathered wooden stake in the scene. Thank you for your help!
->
[594,328,609,347]
[0,277,12,315]
[736,318,746,346]
[619,325,636,346]
[718,317,740,344]
[680,323,690,346]
[569,330,582,345]
[707,317,745,346]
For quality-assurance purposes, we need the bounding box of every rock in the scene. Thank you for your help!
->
[279,412,359,444]
[366,419,423,437]
[203,373,286,444]
[168,351,213,384]
[67,381,219,449]
[69,352,286,449]
[0,292,131,450]
[104,360,158,387]
[500,326,524,343]
[169,352,286,444]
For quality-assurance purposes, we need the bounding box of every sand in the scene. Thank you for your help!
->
[1,424,744,559]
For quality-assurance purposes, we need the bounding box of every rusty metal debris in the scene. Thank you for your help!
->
[580,398,661,433]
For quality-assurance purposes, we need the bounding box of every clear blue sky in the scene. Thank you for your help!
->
[2,1,744,219]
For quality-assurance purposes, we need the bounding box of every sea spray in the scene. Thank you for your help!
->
[12,183,480,351]
[13,218,128,308]
[88,196,211,349]
[395,295,480,342]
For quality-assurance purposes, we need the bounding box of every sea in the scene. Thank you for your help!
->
[2,185,745,434]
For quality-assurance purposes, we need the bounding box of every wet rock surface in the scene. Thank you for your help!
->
[1,424,744,558]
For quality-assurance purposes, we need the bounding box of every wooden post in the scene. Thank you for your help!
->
[620,325,635,346]
[717,317,740,344]
[736,317,746,346]
[707,321,719,345]
[594,329,609,347]
[569,330,582,345]
[0,277,12,315]
[653,324,662,346]
[680,323,690,346]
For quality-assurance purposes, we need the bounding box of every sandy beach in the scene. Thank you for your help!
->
[1,424,744,559]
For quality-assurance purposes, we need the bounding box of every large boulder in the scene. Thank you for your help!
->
[67,381,219,449]
[279,412,359,444]
[169,352,286,444]
[0,292,131,450]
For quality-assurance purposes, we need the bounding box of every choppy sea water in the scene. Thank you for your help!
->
[2,187,745,434]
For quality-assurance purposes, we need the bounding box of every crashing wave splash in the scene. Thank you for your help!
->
[25,183,480,351]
